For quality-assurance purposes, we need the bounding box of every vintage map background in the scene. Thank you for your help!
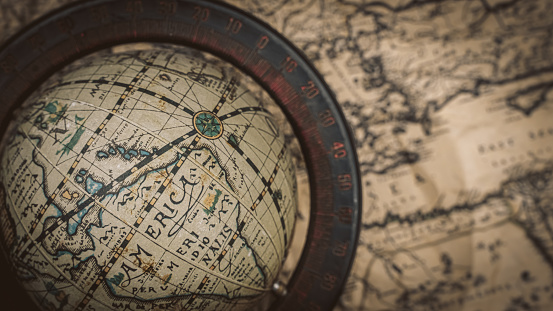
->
[1,0,553,310]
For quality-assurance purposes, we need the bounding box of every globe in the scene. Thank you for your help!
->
[0,46,298,310]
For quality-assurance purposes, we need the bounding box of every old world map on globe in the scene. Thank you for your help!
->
[1,0,553,311]
[1,44,300,310]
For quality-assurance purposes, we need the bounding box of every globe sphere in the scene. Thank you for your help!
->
[0,46,297,311]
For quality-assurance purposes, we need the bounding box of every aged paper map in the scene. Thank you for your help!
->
[1,0,553,310]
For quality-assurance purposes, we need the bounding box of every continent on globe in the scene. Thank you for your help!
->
[0,46,297,311]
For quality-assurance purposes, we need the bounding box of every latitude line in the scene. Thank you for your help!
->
[4,47,297,310]
[227,138,289,246]
[218,106,270,121]
[16,54,158,259]
[74,134,204,311]
[4,185,115,311]
[7,56,162,311]
[37,95,281,284]
[77,68,246,310]
[17,122,268,304]
[179,77,260,309]
[49,79,196,117]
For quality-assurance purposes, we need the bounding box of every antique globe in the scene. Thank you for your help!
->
[0,45,300,310]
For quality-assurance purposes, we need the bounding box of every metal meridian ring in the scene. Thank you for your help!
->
[0,1,361,310]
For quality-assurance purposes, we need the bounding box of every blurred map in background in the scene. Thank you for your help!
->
[1,0,553,310]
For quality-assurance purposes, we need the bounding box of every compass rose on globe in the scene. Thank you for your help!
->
[0,1,361,310]
[194,111,223,139]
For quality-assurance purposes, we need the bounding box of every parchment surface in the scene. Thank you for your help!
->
[1,0,553,310]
